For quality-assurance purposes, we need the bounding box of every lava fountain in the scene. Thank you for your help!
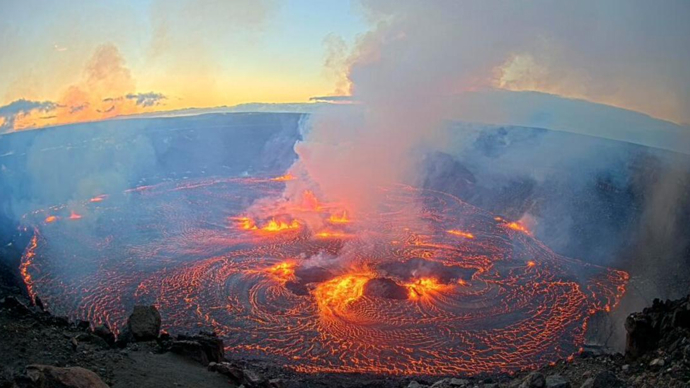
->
[19,175,628,375]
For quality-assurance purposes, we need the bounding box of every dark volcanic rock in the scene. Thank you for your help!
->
[126,305,161,341]
[171,332,224,366]
[519,371,545,388]
[544,374,569,388]
[1,295,31,315]
[24,364,109,388]
[582,371,624,388]
[294,266,334,284]
[284,281,309,296]
[92,324,115,346]
[209,361,243,383]
[625,296,690,360]
[363,278,408,300]
[625,313,656,359]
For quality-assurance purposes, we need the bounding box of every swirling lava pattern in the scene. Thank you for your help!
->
[20,176,628,375]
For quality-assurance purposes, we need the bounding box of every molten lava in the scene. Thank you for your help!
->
[446,229,475,239]
[19,176,628,376]
[44,216,57,223]
[233,216,257,230]
[270,174,296,182]
[264,261,296,284]
[314,272,373,316]
[405,277,449,300]
[504,221,531,234]
[260,218,300,233]
[328,211,351,224]
[68,212,82,220]
[314,231,352,239]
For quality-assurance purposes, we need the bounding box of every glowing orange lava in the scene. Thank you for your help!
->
[313,272,373,316]
[505,221,531,234]
[89,195,106,203]
[314,231,352,239]
[405,277,449,300]
[446,229,475,239]
[21,177,629,376]
[260,218,301,233]
[328,211,351,224]
[233,216,258,230]
[265,261,296,284]
[270,174,296,182]
[19,232,39,303]
[69,212,82,220]
[233,216,300,233]
[44,216,57,223]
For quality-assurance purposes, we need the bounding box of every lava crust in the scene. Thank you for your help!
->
[19,176,628,375]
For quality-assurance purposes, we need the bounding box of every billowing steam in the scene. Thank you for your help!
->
[286,0,690,220]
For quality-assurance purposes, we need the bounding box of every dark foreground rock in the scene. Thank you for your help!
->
[625,296,690,361]
[169,332,224,365]
[126,306,161,341]
[20,365,109,388]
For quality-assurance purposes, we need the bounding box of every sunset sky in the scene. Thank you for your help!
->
[1,0,689,133]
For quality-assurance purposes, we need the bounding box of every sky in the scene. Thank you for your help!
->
[1,0,689,133]
[0,0,366,131]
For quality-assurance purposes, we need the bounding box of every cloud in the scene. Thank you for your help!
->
[309,96,354,103]
[3,44,168,131]
[125,92,167,107]
[0,99,58,134]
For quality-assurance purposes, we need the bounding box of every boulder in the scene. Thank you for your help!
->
[430,378,469,387]
[92,324,115,346]
[268,378,284,388]
[171,332,224,365]
[76,320,90,331]
[209,362,243,383]
[624,313,656,360]
[242,369,265,386]
[24,365,108,388]
[545,374,569,388]
[126,305,161,341]
[363,278,409,300]
[580,371,623,388]
[75,333,110,349]
[519,372,545,388]
[672,307,690,328]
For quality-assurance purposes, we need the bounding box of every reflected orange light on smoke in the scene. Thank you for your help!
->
[45,216,57,223]
[270,174,296,182]
[69,212,82,220]
[406,278,449,300]
[313,272,373,315]
[446,229,475,239]
[328,211,351,224]
[302,190,322,211]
